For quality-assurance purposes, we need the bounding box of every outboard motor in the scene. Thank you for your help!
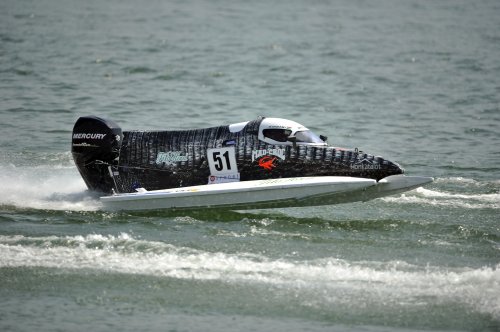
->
[71,116,122,193]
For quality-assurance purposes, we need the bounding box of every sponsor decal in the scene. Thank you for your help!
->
[72,133,107,140]
[150,187,199,195]
[267,125,294,130]
[258,156,277,171]
[260,178,305,185]
[155,151,189,165]
[72,142,99,147]
[208,173,240,184]
[170,188,198,193]
[350,159,381,170]
[142,187,199,195]
[251,148,286,162]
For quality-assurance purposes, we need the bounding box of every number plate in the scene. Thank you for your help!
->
[207,147,238,176]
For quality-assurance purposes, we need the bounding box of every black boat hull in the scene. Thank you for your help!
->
[71,116,404,194]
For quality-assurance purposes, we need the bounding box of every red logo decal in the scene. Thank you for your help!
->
[258,156,277,171]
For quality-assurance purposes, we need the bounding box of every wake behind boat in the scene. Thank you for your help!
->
[71,116,432,211]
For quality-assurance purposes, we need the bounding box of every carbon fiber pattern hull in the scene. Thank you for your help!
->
[110,120,403,193]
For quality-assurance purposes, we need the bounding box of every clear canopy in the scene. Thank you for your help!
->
[295,130,325,144]
[263,129,325,144]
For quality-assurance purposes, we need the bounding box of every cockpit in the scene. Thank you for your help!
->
[228,117,328,146]
[258,118,327,146]
[262,128,326,145]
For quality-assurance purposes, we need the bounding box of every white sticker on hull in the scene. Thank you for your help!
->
[207,147,238,176]
[208,173,241,184]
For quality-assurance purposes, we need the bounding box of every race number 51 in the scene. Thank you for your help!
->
[207,147,238,175]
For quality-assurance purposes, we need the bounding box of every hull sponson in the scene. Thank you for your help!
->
[110,119,403,193]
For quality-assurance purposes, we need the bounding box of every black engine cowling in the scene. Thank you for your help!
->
[71,116,122,193]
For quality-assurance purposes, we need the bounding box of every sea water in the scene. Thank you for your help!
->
[1,0,499,331]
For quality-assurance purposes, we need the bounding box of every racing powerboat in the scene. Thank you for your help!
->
[71,116,432,211]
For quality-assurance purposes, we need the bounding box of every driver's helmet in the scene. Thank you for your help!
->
[258,118,327,146]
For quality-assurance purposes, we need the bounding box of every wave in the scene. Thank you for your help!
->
[382,189,500,209]
[382,177,500,209]
[1,233,499,319]
[416,187,499,201]
[434,177,500,187]
[123,66,157,74]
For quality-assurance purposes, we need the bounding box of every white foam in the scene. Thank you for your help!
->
[382,187,500,209]
[1,234,499,319]
[0,163,100,211]
[434,177,481,185]
[435,177,500,187]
